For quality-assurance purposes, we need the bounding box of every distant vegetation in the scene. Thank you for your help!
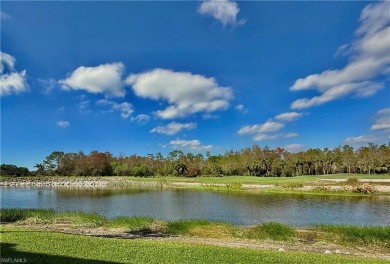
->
[0,164,30,177]
[1,143,389,177]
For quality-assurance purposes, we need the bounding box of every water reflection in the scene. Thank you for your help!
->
[1,186,389,226]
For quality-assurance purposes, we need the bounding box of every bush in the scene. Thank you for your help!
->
[277,182,304,189]
[131,165,151,177]
[346,177,360,186]
[353,184,377,194]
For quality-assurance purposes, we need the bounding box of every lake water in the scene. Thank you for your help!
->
[1,186,390,226]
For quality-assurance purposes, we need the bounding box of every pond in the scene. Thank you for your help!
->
[1,186,389,226]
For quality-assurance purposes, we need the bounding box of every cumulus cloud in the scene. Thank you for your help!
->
[275,112,302,122]
[371,108,390,130]
[290,1,390,109]
[151,122,196,136]
[237,121,284,135]
[131,114,151,124]
[0,52,28,96]
[59,63,125,97]
[283,144,305,153]
[198,0,245,26]
[251,132,298,142]
[169,139,213,151]
[97,99,134,118]
[344,135,378,145]
[235,104,248,113]
[57,121,70,128]
[125,68,233,119]
[237,121,285,142]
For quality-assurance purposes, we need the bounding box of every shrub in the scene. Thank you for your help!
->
[277,182,304,189]
[346,177,360,186]
[353,184,378,194]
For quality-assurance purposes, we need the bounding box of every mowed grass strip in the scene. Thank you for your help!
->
[1,226,388,264]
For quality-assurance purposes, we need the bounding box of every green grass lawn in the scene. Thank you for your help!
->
[123,174,390,185]
[1,226,388,264]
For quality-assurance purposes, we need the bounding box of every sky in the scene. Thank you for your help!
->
[1,0,389,169]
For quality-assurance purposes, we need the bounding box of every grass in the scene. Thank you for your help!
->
[318,225,390,246]
[1,226,389,264]
[122,174,390,184]
[107,216,154,229]
[2,209,390,246]
[166,219,211,235]
[234,222,295,241]
[0,208,56,222]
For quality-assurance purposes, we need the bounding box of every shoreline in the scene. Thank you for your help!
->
[1,209,389,260]
[1,176,390,195]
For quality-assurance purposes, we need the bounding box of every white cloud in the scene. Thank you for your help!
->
[275,112,302,122]
[291,82,383,109]
[97,99,134,118]
[56,106,65,113]
[57,121,70,128]
[371,108,390,130]
[284,132,299,138]
[131,114,151,124]
[290,1,390,109]
[151,122,196,136]
[344,135,378,145]
[59,63,125,97]
[253,134,278,142]
[78,99,90,113]
[203,113,219,120]
[125,68,233,119]
[198,0,245,27]
[0,11,10,21]
[38,78,57,94]
[237,121,285,142]
[169,139,213,151]
[237,121,284,135]
[0,52,28,96]
[251,132,298,142]
[283,144,305,153]
[235,104,248,113]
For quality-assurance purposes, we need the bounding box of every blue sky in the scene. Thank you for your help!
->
[1,1,389,169]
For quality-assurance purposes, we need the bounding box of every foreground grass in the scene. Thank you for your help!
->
[1,226,388,264]
[1,209,389,246]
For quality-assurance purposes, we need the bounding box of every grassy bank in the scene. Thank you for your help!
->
[2,173,389,184]
[1,209,389,247]
[3,226,389,264]
[2,174,389,196]
[123,174,390,185]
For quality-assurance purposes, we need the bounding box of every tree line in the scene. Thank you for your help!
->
[1,143,389,177]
